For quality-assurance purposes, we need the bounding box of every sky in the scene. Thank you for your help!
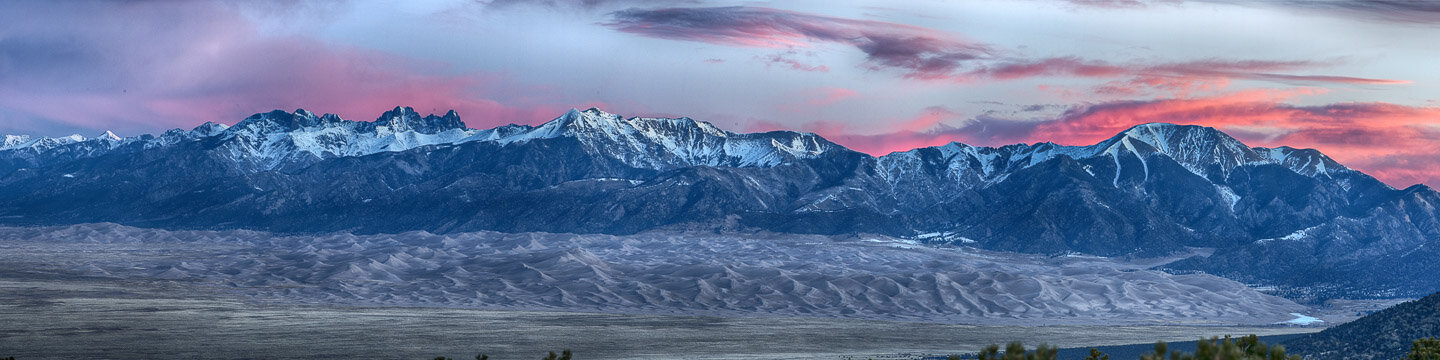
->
[1,0,1439,188]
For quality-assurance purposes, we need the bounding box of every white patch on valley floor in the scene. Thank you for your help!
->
[1280,313,1324,325]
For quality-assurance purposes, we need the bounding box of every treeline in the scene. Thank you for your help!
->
[946,335,1440,360]
[431,349,569,360]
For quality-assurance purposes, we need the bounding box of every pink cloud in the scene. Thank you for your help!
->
[808,87,860,106]
[0,2,576,135]
[824,131,964,156]
[766,106,971,155]
[961,58,1407,94]
[895,106,957,132]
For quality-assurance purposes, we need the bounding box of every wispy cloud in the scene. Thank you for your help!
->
[0,1,579,135]
[483,0,692,11]
[963,57,1408,92]
[606,6,993,79]
[1070,0,1440,25]
[759,52,829,73]
[1064,0,1153,9]
[1242,0,1440,24]
[606,6,1408,89]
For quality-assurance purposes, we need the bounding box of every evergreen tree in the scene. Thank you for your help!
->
[1141,335,1299,360]
[1085,348,1110,360]
[1409,338,1440,360]
[975,341,1057,360]
[1141,341,1167,360]
[978,344,1001,360]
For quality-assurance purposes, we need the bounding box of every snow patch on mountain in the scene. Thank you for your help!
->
[1254,225,1319,244]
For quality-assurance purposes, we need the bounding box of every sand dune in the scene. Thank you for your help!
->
[0,223,1305,324]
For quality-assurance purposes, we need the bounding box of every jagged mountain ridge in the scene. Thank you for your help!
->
[0,107,1347,182]
[0,106,1436,299]
[0,107,840,175]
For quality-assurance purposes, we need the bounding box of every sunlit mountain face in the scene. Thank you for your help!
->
[2,106,1437,303]
[3,1,1438,190]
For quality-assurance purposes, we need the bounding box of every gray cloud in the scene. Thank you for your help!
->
[606,6,994,79]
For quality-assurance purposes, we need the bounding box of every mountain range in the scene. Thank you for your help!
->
[2,106,1437,300]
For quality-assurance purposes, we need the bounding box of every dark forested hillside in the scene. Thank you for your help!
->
[1285,292,1440,359]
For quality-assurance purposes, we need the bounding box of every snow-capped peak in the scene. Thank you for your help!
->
[372,106,467,134]
[1,134,32,150]
[0,131,97,156]
[97,131,122,141]
[518,108,722,142]
[1106,123,1250,157]
[488,107,839,169]
[581,107,609,117]
[0,134,84,151]
[879,122,1353,190]
[191,122,230,137]
[208,107,477,171]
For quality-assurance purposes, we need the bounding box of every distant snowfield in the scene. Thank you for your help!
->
[0,223,1310,326]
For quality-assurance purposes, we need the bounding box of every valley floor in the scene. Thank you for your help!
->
[0,276,1317,360]
[6,224,1406,359]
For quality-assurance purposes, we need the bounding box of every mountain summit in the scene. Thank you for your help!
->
[371,106,466,134]
[497,107,841,169]
[0,106,1435,300]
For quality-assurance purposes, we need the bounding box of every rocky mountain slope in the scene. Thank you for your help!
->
[1,107,1436,300]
